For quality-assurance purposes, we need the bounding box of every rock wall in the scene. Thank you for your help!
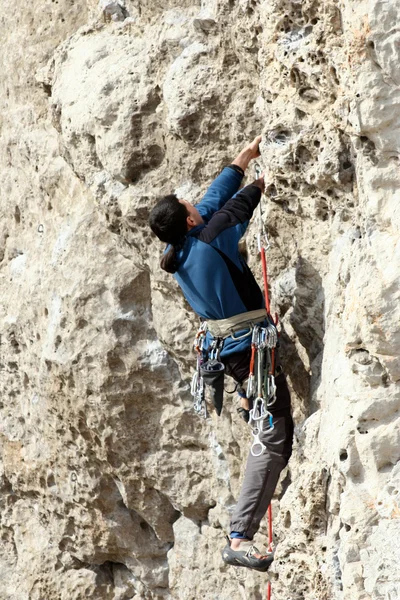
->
[0,0,399,599]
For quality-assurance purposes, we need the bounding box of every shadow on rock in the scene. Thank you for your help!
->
[279,256,325,415]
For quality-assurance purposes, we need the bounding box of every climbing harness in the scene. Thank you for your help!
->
[206,307,267,339]
[191,310,268,418]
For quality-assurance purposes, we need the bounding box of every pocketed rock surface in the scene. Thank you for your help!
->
[0,0,399,598]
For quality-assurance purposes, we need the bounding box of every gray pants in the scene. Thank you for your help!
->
[224,350,294,540]
[230,397,293,539]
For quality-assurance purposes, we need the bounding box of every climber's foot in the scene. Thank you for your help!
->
[222,537,273,572]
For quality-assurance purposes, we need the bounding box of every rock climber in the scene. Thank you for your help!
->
[149,135,293,572]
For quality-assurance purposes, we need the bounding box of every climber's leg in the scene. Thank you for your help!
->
[229,373,293,540]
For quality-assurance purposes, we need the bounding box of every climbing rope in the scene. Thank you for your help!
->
[254,163,275,600]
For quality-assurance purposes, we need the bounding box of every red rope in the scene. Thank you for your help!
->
[267,581,272,600]
[267,504,273,552]
[249,342,256,376]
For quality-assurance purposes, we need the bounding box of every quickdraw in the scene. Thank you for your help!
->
[191,323,208,418]
[247,321,278,457]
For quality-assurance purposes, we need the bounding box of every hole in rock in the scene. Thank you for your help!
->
[295,108,307,120]
[357,426,368,435]
[330,66,340,85]
[296,145,312,163]
[276,131,290,143]
[284,511,291,528]
[339,450,348,461]
[107,351,126,373]
[299,87,320,103]
[345,524,351,532]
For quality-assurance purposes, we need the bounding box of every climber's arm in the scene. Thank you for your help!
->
[197,136,262,222]
[231,135,262,172]
[197,165,244,223]
[198,177,265,250]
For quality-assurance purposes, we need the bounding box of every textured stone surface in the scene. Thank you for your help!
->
[0,0,400,598]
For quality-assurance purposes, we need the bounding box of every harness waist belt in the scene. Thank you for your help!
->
[206,308,268,339]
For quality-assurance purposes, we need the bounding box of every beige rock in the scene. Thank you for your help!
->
[1,0,400,598]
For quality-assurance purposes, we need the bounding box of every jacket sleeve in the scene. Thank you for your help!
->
[196,165,244,223]
[198,184,262,247]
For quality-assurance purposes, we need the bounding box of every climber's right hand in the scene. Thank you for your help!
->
[245,135,262,160]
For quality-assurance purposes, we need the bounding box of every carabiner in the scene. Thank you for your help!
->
[246,374,255,398]
[249,397,266,423]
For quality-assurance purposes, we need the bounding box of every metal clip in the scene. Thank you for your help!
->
[249,396,267,423]
[251,425,266,457]
[267,374,276,402]
[191,366,207,419]
[246,374,255,398]
[266,323,278,348]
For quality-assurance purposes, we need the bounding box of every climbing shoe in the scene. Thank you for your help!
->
[221,537,273,572]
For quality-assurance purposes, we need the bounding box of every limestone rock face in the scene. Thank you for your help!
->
[1,0,400,599]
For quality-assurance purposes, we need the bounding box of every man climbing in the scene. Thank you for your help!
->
[149,135,293,572]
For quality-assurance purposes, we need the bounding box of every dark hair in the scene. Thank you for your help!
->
[149,194,188,274]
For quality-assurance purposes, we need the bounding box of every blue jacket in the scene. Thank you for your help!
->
[174,165,264,357]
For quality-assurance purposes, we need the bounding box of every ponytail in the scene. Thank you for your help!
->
[160,245,179,274]
[149,194,188,273]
